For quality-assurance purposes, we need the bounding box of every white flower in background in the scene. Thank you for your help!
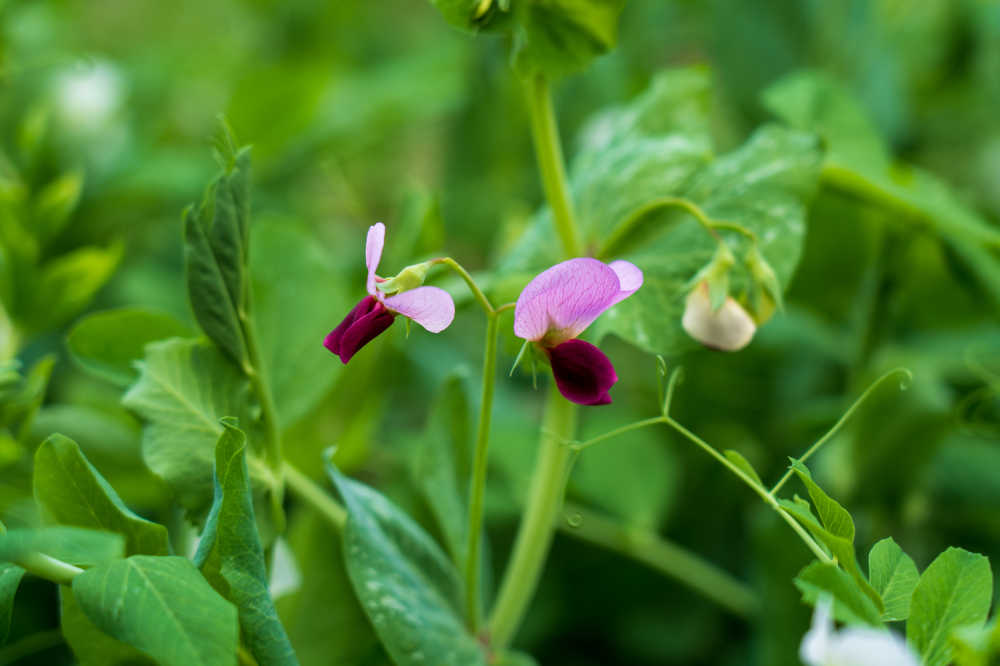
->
[800,597,919,666]
[681,280,757,351]
[53,60,123,134]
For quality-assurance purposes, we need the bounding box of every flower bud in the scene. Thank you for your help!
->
[745,245,782,324]
[376,260,433,295]
[682,281,756,351]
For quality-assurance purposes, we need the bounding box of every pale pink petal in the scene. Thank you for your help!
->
[607,260,643,306]
[513,258,620,343]
[383,286,455,333]
[365,222,385,295]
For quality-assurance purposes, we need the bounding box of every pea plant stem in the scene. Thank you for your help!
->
[240,305,285,531]
[463,311,500,631]
[525,74,583,259]
[597,195,757,261]
[14,552,83,585]
[569,410,833,565]
[282,461,347,530]
[559,503,759,618]
[488,383,577,648]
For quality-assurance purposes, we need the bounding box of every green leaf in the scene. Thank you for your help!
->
[907,547,993,666]
[33,170,84,245]
[951,616,1000,666]
[511,0,626,79]
[868,537,919,622]
[410,373,471,562]
[275,508,389,666]
[33,434,169,557]
[1,562,25,646]
[327,464,486,666]
[723,449,763,488]
[787,462,883,613]
[183,148,251,367]
[123,338,272,516]
[194,421,298,666]
[26,243,123,333]
[250,223,349,429]
[60,590,155,666]
[73,555,239,666]
[794,561,883,627]
[34,434,170,555]
[791,461,854,541]
[0,526,124,566]
[67,308,192,387]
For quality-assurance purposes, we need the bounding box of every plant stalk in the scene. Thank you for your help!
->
[463,312,500,631]
[488,384,576,648]
[525,74,583,258]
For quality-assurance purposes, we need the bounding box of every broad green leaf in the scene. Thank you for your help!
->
[794,561,882,627]
[61,590,154,666]
[723,449,763,488]
[328,464,486,666]
[194,422,297,666]
[595,125,822,355]
[183,148,251,367]
[73,555,239,666]
[276,507,389,666]
[511,0,626,78]
[0,526,124,566]
[907,547,993,666]
[250,223,349,430]
[33,434,169,557]
[868,537,919,622]
[67,308,192,386]
[123,338,272,516]
[1,562,25,645]
[26,243,123,333]
[411,373,471,562]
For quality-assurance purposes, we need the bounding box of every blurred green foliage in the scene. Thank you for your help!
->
[1,0,999,664]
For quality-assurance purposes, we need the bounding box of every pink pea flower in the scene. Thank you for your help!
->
[324,223,455,364]
[514,258,643,405]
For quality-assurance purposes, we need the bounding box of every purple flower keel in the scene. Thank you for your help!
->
[324,295,394,364]
[547,339,618,406]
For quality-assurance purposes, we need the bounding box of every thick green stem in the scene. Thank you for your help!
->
[283,462,347,530]
[463,312,500,631]
[525,74,583,258]
[0,629,65,664]
[16,552,83,585]
[488,384,576,648]
[559,504,758,618]
[241,308,285,531]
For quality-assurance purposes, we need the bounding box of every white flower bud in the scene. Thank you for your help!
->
[801,598,919,666]
[682,281,756,351]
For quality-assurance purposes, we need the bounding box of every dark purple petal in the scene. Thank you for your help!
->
[324,295,394,363]
[547,339,618,406]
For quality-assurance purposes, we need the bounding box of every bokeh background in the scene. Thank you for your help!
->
[2,0,999,664]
